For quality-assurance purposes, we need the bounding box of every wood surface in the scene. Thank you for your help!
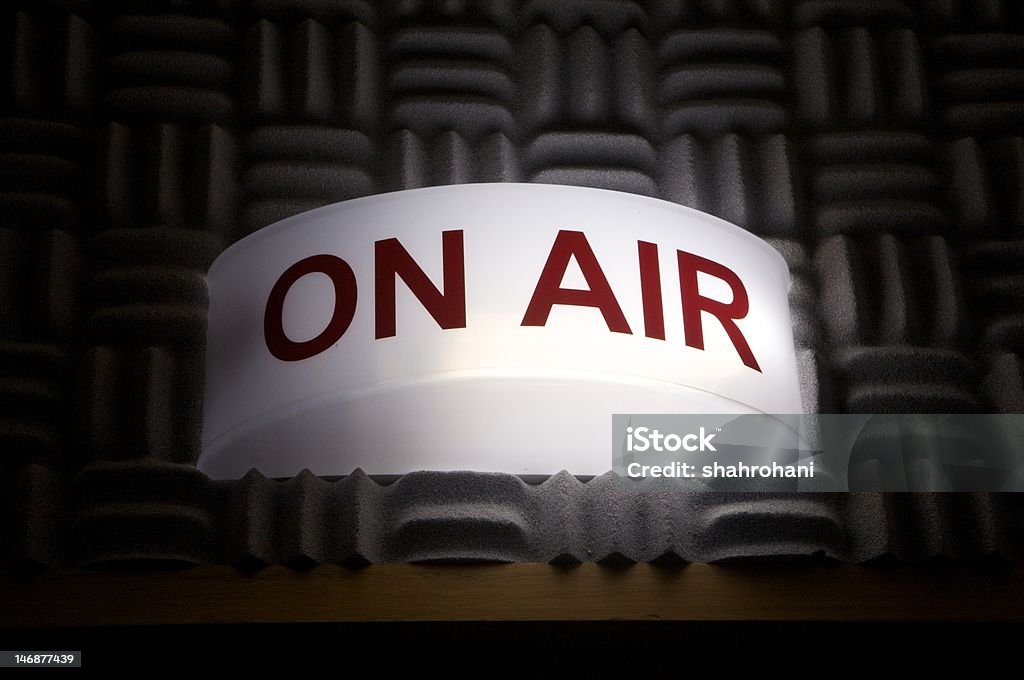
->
[2,563,1022,627]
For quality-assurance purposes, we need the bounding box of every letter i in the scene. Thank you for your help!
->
[638,241,665,340]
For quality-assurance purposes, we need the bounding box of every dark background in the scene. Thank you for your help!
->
[1,0,1023,589]
[5,621,1022,674]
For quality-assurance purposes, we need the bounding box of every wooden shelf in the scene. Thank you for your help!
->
[3,563,1023,627]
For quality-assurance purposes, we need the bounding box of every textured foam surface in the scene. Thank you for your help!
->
[1,1,1023,570]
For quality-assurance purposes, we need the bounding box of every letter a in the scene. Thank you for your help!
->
[521,230,631,334]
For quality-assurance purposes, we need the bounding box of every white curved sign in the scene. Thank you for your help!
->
[199,184,801,479]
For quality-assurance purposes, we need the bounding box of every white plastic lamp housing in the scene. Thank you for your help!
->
[199,184,802,479]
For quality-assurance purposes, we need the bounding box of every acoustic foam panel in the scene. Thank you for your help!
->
[1,0,1023,570]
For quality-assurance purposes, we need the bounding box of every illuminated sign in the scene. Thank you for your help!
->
[199,184,801,478]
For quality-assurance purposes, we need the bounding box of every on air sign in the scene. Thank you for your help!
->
[199,184,801,479]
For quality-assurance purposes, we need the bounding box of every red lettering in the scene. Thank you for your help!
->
[521,230,631,334]
[375,229,466,339]
[638,240,665,340]
[265,254,357,362]
[677,251,760,372]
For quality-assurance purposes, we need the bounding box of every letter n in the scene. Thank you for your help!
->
[375,230,466,339]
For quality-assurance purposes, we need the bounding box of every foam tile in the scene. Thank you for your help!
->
[660,134,801,235]
[519,24,655,138]
[243,124,376,232]
[387,20,517,139]
[249,0,376,24]
[1,463,66,570]
[648,0,785,27]
[522,0,649,35]
[945,137,1024,237]
[794,26,927,127]
[814,234,966,347]
[0,229,81,342]
[849,492,1024,562]
[73,461,214,566]
[101,14,237,121]
[242,18,378,125]
[1,11,97,116]
[832,346,983,412]
[807,132,946,235]
[960,239,1024,352]
[76,346,204,464]
[86,228,222,350]
[526,131,656,195]
[923,0,1024,31]
[0,2,1021,572]
[383,129,520,191]
[658,28,788,137]
[66,468,1024,566]
[0,342,70,465]
[983,352,1024,412]
[96,123,237,235]
[933,33,1024,136]
[794,0,917,28]
[0,119,85,230]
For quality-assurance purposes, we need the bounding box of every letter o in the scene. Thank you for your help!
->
[265,254,357,362]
